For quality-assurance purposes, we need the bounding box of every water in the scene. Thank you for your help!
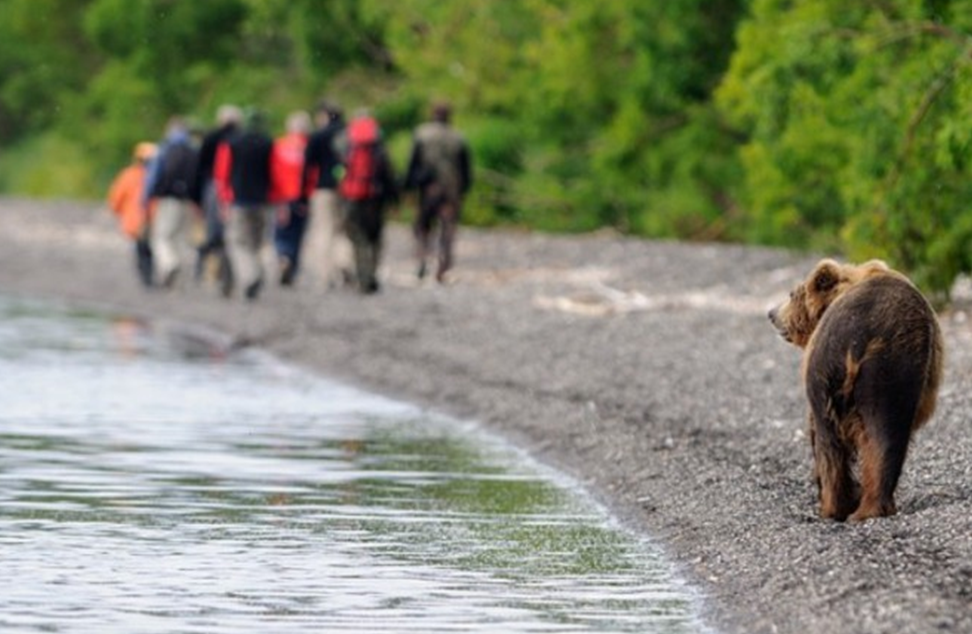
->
[0,296,706,633]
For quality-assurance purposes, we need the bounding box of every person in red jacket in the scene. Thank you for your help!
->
[107,142,157,288]
[339,111,399,294]
[270,111,312,286]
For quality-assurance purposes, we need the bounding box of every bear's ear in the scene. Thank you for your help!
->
[810,260,841,293]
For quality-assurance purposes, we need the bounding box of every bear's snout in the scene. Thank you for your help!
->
[768,305,792,343]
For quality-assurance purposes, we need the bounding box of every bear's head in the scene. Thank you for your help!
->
[768,258,892,348]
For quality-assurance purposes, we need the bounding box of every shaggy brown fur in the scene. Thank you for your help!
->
[769,259,943,522]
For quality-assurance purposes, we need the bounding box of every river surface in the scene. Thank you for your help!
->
[0,296,706,633]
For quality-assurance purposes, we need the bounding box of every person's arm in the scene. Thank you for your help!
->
[459,142,472,195]
[141,148,163,210]
[379,149,399,206]
[107,167,130,215]
[213,142,233,205]
[300,135,320,200]
[402,140,423,191]
[268,140,284,205]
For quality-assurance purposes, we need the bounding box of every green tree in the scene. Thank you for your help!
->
[719,0,972,297]
[77,0,248,166]
[0,0,96,143]
[373,0,746,234]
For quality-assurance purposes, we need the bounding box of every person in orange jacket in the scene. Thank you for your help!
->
[270,110,313,286]
[107,142,157,288]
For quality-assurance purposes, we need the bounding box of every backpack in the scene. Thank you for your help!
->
[339,116,381,201]
[413,121,466,201]
[151,139,199,200]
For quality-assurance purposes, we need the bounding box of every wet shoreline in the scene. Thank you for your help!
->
[2,197,970,633]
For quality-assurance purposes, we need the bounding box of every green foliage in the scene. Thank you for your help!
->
[0,133,101,198]
[460,117,525,225]
[370,0,746,235]
[4,0,972,297]
[719,0,972,298]
[0,0,96,142]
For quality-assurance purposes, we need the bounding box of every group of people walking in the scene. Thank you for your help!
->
[107,99,472,299]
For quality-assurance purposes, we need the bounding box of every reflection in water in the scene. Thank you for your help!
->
[0,297,706,633]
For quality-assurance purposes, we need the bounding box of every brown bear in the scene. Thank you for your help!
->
[768,258,943,522]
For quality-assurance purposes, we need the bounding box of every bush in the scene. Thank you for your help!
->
[0,133,103,199]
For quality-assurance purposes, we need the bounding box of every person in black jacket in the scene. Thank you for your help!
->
[215,109,274,300]
[143,117,200,289]
[193,104,241,286]
[301,99,354,289]
[403,101,472,284]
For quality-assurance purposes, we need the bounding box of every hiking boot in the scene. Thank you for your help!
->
[279,257,295,286]
[194,251,205,282]
[218,256,234,298]
[361,279,380,294]
[162,267,180,290]
[244,278,263,301]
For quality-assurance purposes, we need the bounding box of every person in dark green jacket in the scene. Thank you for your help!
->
[403,101,472,283]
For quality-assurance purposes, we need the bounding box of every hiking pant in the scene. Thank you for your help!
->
[274,201,308,274]
[134,238,153,288]
[151,197,193,286]
[305,189,354,287]
[226,203,271,298]
[345,199,384,293]
[414,184,461,280]
[197,180,226,259]
[194,179,232,285]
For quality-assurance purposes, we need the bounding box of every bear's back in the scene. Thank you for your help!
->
[815,276,934,344]
[804,274,941,418]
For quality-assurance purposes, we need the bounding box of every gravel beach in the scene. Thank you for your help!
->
[1,197,970,633]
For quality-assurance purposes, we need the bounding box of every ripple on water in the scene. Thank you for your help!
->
[0,296,707,633]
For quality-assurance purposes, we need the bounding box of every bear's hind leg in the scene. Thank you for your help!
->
[813,424,858,521]
[849,428,908,522]
[848,372,919,522]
